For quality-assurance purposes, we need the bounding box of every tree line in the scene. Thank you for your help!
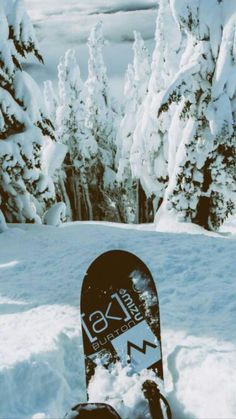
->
[0,0,235,232]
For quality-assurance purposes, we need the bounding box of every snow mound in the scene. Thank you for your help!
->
[163,331,236,419]
[43,202,67,226]
[0,210,8,233]
[88,362,166,418]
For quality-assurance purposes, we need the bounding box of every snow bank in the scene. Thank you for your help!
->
[43,202,67,226]
[0,210,8,233]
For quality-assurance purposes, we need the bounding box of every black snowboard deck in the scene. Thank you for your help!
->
[81,250,163,388]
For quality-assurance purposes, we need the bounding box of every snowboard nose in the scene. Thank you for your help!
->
[64,402,121,418]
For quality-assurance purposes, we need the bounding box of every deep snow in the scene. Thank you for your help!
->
[0,222,236,418]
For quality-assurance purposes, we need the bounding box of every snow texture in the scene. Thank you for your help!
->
[155,0,236,230]
[117,31,150,184]
[0,222,235,418]
[130,0,182,203]
[24,0,157,102]
[88,362,165,418]
[43,202,66,227]
[0,0,55,224]
[49,23,122,223]
[0,210,8,233]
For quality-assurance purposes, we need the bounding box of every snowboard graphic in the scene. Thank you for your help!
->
[81,250,163,389]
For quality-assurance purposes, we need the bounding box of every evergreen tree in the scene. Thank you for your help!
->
[156,0,236,231]
[43,80,58,123]
[56,48,97,220]
[85,22,121,221]
[0,0,55,223]
[117,63,137,223]
[131,0,182,219]
[43,79,68,214]
[117,31,151,222]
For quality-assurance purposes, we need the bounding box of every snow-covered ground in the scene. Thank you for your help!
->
[0,222,236,419]
[24,0,157,100]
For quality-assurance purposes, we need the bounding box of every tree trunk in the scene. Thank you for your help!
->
[82,180,93,220]
[73,175,82,220]
[195,196,211,230]
[137,182,153,223]
[135,180,140,224]
[194,157,212,230]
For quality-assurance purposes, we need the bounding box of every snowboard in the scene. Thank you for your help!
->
[65,402,121,418]
[81,250,163,389]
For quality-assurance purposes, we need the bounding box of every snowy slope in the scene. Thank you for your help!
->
[24,0,157,100]
[0,222,236,419]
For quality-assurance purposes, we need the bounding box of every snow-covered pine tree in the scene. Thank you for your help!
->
[130,0,182,221]
[0,0,55,223]
[85,22,122,222]
[117,63,137,223]
[155,0,236,231]
[117,31,151,222]
[43,79,69,212]
[44,80,58,124]
[56,48,97,220]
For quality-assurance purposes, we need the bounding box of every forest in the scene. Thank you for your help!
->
[0,0,235,232]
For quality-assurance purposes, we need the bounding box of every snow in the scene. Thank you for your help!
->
[153,0,236,230]
[0,211,8,233]
[0,222,236,418]
[0,0,56,224]
[43,202,66,226]
[41,137,67,177]
[88,362,165,418]
[1,0,236,417]
[23,0,157,101]
[213,6,236,99]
